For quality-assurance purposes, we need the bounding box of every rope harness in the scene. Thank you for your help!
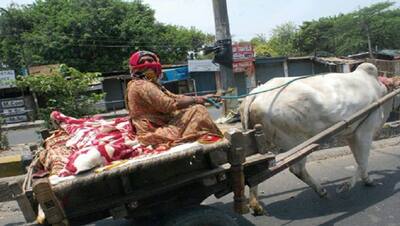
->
[207,74,398,109]
[205,74,317,108]
[221,75,316,99]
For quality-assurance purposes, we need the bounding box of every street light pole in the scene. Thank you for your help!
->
[212,0,237,115]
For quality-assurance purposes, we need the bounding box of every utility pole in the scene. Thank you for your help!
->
[359,10,374,59]
[365,24,374,59]
[212,0,237,115]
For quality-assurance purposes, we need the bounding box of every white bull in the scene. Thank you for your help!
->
[240,63,398,215]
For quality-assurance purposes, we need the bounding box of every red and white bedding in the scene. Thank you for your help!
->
[49,111,171,177]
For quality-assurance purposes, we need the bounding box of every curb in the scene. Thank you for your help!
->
[0,154,32,178]
[2,120,45,131]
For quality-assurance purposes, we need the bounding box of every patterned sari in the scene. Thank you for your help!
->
[126,79,222,148]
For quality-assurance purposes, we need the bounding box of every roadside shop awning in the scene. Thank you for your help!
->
[161,66,189,83]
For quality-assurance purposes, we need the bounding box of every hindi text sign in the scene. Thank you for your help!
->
[232,43,254,74]
[0,70,16,89]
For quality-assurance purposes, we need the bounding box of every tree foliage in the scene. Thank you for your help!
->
[250,34,276,57]
[250,2,400,57]
[0,0,213,72]
[15,64,105,126]
[250,22,299,57]
[295,1,400,56]
[268,22,300,56]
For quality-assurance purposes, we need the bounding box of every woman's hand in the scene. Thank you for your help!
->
[195,94,222,105]
[176,94,222,109]
[206,94,222,102]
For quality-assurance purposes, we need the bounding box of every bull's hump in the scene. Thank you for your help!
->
[355,63,378,77]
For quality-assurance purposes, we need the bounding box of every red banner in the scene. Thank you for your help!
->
[232,42,255,75]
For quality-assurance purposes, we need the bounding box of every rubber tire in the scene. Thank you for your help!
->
[163,205,239,226]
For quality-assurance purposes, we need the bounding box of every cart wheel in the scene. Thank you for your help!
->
[163,205,239,226]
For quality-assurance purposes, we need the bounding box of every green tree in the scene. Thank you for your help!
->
[250,34,276,56]
[295,17,337,56]
[267,22,300,56]
[250,33,268,46]
[354,1,399,56]
[0,4,33,70]
[250,23,300,57]
[15,64,105,126]
[153,25,214,63]
[0,0,212,72]
[295,1,400,56]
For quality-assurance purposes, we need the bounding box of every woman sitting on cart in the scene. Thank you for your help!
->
[126,50,222,149]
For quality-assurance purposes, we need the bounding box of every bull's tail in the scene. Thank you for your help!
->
[241,95,257,130]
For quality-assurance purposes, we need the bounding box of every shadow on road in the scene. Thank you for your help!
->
[208,166,400,226]
[4,223,26,226]
[209,202,257,226]
[262,167,400,226]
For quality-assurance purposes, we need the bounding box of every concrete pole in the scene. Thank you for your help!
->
[367,30,374,59]
[215,71,222,93]
[283,59,289,77]
[361,19,374,59]
[212,0,237,115]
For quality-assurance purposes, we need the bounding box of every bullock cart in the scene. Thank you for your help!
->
[8,88,400,226]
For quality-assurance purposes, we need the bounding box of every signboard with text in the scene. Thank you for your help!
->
[1,98,24,108]
[188,60,220,72]
[4,114,28,124]
[0,70,16,89]
[29,64,60,75]
[232,43,255,74]
[2,107,26,116]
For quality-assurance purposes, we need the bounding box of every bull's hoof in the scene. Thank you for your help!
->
[318,188,329,199]
[336,182,351,193]
[364,178,375,187]
[250,204,266,216]
[364,178,382,187]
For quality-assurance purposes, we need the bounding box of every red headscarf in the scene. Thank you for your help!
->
[129,51,162,79]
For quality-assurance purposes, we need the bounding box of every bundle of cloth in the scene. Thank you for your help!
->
[37,111,221,178]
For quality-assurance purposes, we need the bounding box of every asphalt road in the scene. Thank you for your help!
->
[1,140,399,226]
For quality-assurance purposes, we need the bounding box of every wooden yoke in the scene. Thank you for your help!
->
[225,129,250,214]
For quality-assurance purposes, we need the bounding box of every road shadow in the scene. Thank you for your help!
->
[209,202,257,226]
[260,167,400,226]
[4,223,26,226]
[209,166,400,226]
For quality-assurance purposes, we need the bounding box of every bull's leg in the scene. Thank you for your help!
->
[352,133,374,186]
[289,158,328,197]
[339,133,374,192]
[249,185,265,216]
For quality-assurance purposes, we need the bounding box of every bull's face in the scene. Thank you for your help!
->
[386,76,400,119]
[391,76,400,105]
[392,94,400,113]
